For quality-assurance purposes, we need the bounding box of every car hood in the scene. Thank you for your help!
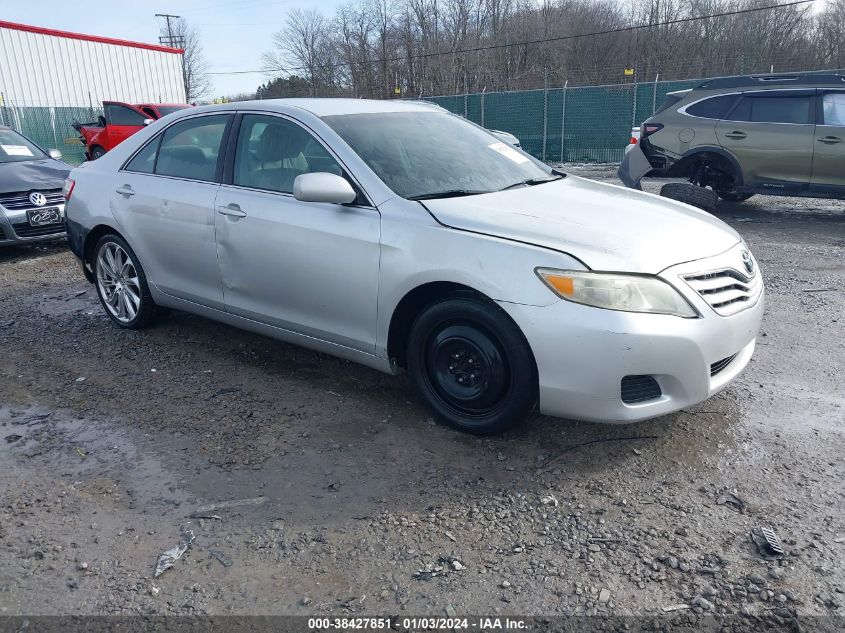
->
[422,176,741,273]
[0,159,71,195]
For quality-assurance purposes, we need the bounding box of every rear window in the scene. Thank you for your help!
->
[686,95,736,119]
[151,115,230,182]
[728,95,812,124]
[654,94,684,115]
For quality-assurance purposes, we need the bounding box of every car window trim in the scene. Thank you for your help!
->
[119,111,235,183]
[224,109,374,207]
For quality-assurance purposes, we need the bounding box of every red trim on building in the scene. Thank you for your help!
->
[0,20,184,54]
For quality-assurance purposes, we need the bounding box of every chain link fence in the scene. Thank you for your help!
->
[0,101,101,165]
[422,69,842,164]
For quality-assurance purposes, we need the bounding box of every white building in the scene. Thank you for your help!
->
[0,20,185,162]
[0,20,186,108]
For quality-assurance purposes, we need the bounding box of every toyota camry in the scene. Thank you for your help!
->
[64,99,763,434]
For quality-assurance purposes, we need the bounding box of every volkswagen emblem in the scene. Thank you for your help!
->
[741,250,755,275]
[28,192,47,207]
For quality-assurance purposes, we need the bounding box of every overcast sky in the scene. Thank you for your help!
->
[6,0,344,98]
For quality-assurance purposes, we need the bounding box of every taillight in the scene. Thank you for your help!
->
[641,123,664,139]
[63,178,75,201]
[629,136,638,145]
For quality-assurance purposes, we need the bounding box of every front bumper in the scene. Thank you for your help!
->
[0,204,67,246]
[498,246,764,423]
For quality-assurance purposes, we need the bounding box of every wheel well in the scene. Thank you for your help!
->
[386,282,538,383]
[670,150,740,187]
[82,224,123,281]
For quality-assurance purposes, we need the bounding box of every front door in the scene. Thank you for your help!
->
[103,102,149,150]
[716,90,815,192]
[215,113,381,353]
[810,90,845,191]
[111,113,232,309]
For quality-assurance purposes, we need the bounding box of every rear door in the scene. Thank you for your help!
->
[810,90,845,191]
[111,113,232,309]
[103,102,149,150]
[716,90,815,192]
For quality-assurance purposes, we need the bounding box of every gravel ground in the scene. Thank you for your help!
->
[1,167,843,628]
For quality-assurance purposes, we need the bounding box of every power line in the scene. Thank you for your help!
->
[206,0,817,76]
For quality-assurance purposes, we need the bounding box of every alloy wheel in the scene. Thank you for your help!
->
[96,242,142,324]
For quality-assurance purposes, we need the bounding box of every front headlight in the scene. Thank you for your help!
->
[536,268,698,318]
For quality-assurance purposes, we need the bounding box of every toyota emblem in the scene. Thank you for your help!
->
[741,250,755,275]
[28,192,47,207]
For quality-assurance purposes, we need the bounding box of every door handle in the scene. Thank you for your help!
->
[217,203,247,218]
[115,185,134,196]
[724,131,747,140]
[817,136,842,144]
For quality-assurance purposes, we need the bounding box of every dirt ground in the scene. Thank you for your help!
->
[1,167,843,628]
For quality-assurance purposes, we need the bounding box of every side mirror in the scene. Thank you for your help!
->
[47,148,62,160]
[143,118,154,126]
[293,172,357,205]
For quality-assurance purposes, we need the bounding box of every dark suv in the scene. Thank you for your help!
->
[619,73,845,209]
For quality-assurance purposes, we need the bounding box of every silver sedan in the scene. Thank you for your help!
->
[65,99,763,434]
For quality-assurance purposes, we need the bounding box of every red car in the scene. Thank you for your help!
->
[73,101,191,160]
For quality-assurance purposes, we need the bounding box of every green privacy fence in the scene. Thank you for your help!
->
[423,70,841,164]
[0,105,100,165]
[423,77,704,164]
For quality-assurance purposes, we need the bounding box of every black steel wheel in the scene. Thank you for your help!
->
[407,295,536,435]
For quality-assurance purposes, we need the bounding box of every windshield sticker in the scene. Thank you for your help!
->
[488,142,529,164]
[1,144,34,157]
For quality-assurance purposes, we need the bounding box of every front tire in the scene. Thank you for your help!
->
[406,296,536,435]
[93,234,157,329]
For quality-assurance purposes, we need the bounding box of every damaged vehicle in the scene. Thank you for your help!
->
[73,101,191,160]
[65,99,763,434]
[619,73,845,210]
[0,126,70,246]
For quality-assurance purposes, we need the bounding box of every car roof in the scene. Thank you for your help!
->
[186,98,442,118]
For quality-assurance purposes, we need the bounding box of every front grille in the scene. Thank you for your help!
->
[684,268,762,316]
[0,189,64,210]
[11,222,66,238]
[710,353,738,377]
[621,375,662,404]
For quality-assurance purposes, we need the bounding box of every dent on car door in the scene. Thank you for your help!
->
[810,91,845,191]
[215,113,381,353]
[716,91,815,191]
[112,113,232,309]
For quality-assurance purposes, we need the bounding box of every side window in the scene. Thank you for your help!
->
[822,93,845,126]
[124,137,160,174]
[729,95,812,124]
[140,107,157,119]
[106,104,147,126]
[686,95,736,119]
[155,115,230,182]
[233,114,343,194]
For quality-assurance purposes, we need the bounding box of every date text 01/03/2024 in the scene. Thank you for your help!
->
[307,617,529,630]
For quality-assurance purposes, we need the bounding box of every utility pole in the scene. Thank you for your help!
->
[156,14,189,102]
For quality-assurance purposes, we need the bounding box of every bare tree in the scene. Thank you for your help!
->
[261,0,841,98]
[159,18,213,102]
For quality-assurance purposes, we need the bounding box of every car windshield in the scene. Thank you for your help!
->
[0,129,46,164]
[156,105,190,116]
[323,111,557,200]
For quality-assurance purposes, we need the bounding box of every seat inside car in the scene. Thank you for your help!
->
[157,145,214,181]
[240,123,308,192]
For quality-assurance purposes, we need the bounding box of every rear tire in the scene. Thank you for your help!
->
[660,182,718,212]
[406,295,536,435]
[90,145,106,160]
[93,234,157,329]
